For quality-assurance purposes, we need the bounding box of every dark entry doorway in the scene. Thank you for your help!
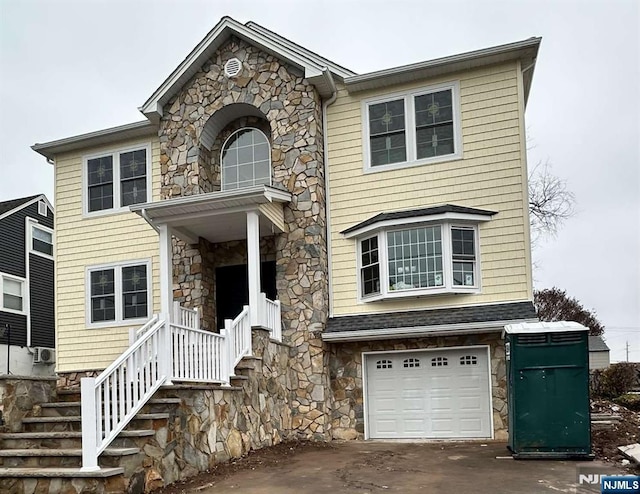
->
[215,261,277,330]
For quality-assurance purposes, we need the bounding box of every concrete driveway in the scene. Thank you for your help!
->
[189,441,606,494]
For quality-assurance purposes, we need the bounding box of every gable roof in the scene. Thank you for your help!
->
[341,204,497,237]
[139,17,354,122]
[0,194,52,221]
[589,335,610,352]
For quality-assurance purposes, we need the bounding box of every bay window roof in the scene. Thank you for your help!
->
[341,204,497,238]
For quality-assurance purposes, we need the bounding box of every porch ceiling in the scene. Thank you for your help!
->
[130,185,291,244]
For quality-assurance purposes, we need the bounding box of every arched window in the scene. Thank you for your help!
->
[221,128,271,190]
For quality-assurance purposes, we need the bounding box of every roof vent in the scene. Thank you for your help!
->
[224,58,242,78]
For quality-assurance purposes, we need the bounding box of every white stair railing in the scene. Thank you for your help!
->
[173,301,200,329]
[222,305,252,371]
[260,293,282,342]
[81,315,170,471]
[171,322,225,382]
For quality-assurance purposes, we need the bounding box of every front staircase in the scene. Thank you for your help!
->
[0,296,282,494]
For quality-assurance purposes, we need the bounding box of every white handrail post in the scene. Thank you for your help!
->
[80,377,100,471]
[195,307,200,330]
[128,327,136,346]
[173,301,180,324]
[243,305,252,357]
[160,313,173,384]
[275,300,282,341]
[259,292,267,328]
[222,318,233,385]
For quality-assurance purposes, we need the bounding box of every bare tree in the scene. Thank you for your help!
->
[528,160,575,243]
[534,287,604,336]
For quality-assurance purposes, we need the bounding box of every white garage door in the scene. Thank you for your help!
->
[365,348,492,439]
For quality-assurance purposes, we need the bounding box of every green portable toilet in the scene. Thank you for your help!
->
[503,321,593,459]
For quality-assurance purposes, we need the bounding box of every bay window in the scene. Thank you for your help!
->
[358,223,480,300]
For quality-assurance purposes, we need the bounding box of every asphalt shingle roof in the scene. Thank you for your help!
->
[341,204,497,235]
[588,335,610,352]
[325,301,537,333]
[0,195,40,216]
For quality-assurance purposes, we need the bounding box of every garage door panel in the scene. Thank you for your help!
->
[366,348,492,439]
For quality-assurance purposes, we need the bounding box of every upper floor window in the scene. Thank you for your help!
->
[363,82,461,172]
[87,260,151,327]
[1,274,25,314]
[31,224,54,258]
[221,128,271,190]
[357,223,479,301]
[84,145,150,215]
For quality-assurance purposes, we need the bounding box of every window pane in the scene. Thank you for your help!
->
[369,99,406,166]
[88,184,114,212]
[91,296,115,322]
[222,129,271,190]
[121,177,147,206]
[91,269,115,296]
[452,228,475,259]
[32,227,52,243]
[361,237,380,296]
[3,279,23,311]
[453,261,475,286]
[123,265,147,319]
[415,89,455,160]
[387,226,442,291]
[120,150,146,179]
[33,239,53,256]
[87,156,113,186]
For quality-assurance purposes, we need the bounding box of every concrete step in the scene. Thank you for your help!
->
[0,448,138,457]
[21,413,170,433]
[0,430,154,440]
[235,356,262,371]
[23,413,170,424]
[0,467,124,478]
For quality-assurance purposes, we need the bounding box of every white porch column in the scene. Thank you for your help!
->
[246,210,261,327]
[158,223,173,319]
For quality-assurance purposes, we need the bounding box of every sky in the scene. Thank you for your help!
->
[0,0,638,362]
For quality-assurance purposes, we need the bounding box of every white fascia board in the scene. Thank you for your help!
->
[345,37,541,93]
[0,195,53,222]
[342,212,494,239]
[322,318,540,342]
[244,21,356,79]
[130,185,291,221]
[31,121,156,161]
[140,17,329,119]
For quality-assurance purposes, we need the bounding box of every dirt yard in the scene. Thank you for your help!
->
[153,399,640,493]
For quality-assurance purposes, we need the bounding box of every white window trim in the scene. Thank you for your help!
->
[361,81,462,173]
[220,127,272,191]
[82,143,152,218]
[85,259,153,329]
[0,272,27,315]
[28,220,54,260]
[356,220,481,303]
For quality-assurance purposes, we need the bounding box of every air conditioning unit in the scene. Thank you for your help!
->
[33,347,55,365]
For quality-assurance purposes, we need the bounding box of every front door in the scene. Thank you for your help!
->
[215,261,276,329]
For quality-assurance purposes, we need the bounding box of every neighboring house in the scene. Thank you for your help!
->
[30,15,540,459]
[588,335,610,370]
[0,194,55,375]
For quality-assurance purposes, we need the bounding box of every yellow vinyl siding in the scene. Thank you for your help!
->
[327,61,532,316]
[54,136,161,373]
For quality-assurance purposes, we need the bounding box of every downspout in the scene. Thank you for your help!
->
[321,68,338,318]
[140,208,160,233]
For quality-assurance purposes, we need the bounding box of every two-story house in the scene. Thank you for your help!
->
[0,194,55,375]
[25,16,539,486]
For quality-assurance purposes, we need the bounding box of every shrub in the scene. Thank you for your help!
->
[591,363,637,398]
[614,393,640,412]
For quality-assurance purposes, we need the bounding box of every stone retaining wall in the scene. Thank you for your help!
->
[136,328,296,488]
[327,333,508,440]
[0,376,57,433]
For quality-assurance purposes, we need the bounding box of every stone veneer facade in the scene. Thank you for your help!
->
[158,37,331,439]
[328,333,508,441]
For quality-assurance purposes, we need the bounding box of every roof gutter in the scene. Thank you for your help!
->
[140,208,160,233]
[322,318,540,342]
[321,67,338,318]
